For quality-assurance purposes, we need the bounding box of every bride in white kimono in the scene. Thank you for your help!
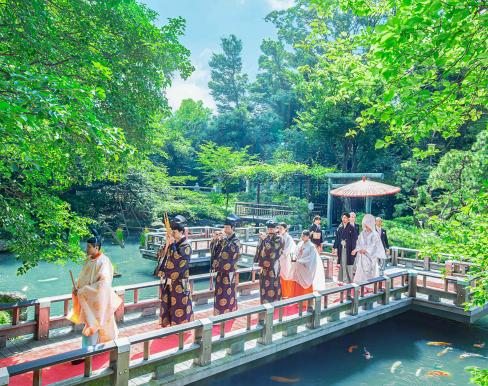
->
[353,214,386,283]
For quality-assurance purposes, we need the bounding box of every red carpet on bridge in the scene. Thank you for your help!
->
[1,272,390,385]
[1,300,310,385]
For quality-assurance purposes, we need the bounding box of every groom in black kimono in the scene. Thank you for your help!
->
[333,212,358,283]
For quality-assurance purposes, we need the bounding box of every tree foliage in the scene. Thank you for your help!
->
[0,0,192,272]
[310,0,487,148]
[196,142,255,208]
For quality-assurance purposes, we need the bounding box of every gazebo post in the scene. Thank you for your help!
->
[327,177,333,230]
[365,197,372,214]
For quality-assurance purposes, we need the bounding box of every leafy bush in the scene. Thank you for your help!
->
[153,190,229,222]
[0,311,11,325]
[467,367,488,386]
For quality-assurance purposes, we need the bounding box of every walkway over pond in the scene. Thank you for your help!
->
[0,243,486,386]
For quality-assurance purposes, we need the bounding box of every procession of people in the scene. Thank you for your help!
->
[68,211,390,352]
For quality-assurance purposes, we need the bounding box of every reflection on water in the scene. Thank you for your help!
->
[194,311,488,386]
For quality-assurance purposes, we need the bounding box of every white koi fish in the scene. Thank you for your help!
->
[437,347,453,357]
[459,352,488,360]
[364,347,373,360]
[415,367,423,377]
[390,361,402,373]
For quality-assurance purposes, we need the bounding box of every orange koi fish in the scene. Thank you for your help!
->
[270,376,300,384]
[473,343,486,349]
[347,345,358,353]
[426,341,452,347]
[427,370,451,377]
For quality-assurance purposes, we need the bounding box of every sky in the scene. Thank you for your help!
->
[141,0,295,111]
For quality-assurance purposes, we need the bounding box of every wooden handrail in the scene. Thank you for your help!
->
[2,271,483,386]
[1,273,412,386]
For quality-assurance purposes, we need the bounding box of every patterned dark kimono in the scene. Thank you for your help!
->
[254,234,284,304]
[210,233,241,315]
[158,237,194,327]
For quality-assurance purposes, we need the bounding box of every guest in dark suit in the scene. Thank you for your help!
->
[309,215,323,252]
[375,217,389,253]
[349,212,360,240]
[375,217,390,274]
[332,213,358,283]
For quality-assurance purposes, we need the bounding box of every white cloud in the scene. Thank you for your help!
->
[267,0,294,11]
[166,64,216,112]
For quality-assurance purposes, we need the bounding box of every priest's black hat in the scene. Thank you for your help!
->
[265,219,278,228]
[224,214,241,227]
[170,215,187,231]
[87,227,102,247]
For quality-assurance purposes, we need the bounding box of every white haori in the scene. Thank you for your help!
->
[292,239,326,291]
[279,232,297,281]
[68,253,122,343]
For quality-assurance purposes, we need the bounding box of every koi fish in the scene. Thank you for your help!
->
[427,370,451,377]
[415,368,423,377]
[21,286,28,292]
[473,343,486,349]
[347,345,358,353]
[426,341,452,347]
[270,376,300,383]
[390,361,401,373]
[364,347,373,360]
[459,352,488,359]
[437,347,453,357]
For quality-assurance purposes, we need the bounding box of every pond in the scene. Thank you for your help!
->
[194,311,488,386]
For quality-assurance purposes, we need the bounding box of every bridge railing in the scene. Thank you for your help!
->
[0,266,262,347]
[0,271,412,386]
[235,202,294,220]
[144,226,267,252]
[390,246,475,276]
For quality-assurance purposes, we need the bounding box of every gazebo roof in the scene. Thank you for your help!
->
[330,176,400,198]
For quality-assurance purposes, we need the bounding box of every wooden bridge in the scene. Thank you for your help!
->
[140,226,267,266]
[234,202,326,223]
[0,244,485,386]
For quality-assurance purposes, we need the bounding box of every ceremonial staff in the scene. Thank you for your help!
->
[153,213,172,280]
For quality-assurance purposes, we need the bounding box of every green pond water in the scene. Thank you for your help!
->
[194,311,488,386]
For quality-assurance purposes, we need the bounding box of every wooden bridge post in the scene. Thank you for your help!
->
[110,337,130,386]
[308,292,323,329]
[408,271,417,298]
[347,284,360,316]
[454,279,470,308]
[381,276,391,305]
[258,304,274,345]
[0,367,9,386]
[391,248,398,266]
[194,318,213,366]
[115,289,125,323]
[445,260,453,276]
[35,299,51,341]
[324,257,334,280]
[423,255,430,271]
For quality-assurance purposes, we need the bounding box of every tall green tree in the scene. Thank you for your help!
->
[158,99,213,177]
[208,34,248,112]
[0,0,192,273]
[196,142,254,208]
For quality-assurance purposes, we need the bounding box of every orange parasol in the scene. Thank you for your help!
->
[330,176,400,198]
